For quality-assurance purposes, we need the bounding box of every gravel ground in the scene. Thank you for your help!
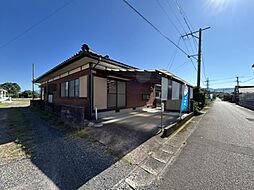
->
[0,107,118,190]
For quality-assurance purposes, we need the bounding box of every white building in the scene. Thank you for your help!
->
[0,88,8,102]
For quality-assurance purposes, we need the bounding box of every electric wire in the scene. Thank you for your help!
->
[122,0,190,57]
[0,0,75,49]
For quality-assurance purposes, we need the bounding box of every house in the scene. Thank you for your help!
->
[0,88,7,102]
[34,44,193,123]
[235,85,254,110]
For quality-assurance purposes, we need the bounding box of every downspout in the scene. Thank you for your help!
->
[89,57,102,119]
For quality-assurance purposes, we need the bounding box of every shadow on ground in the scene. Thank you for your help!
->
[85,110,179,157]
[0,106,180,189]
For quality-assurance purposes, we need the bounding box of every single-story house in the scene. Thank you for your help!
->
[34,44,193,123]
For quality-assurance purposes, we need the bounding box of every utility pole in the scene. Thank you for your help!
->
[32,64,35,100]
[206,77,209,92]
[182,27,210,89]
[236,76,239,87]
[235,76,240,103]
[197,28,202,89]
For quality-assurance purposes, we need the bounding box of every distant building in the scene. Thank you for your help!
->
[0,88,7,102]
[235,85,254,110]
[34,44,193,123]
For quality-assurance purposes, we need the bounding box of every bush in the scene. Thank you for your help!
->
[222,93,233,102]
[193,87,206,109]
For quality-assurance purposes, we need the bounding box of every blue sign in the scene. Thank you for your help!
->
[181,85,189,112]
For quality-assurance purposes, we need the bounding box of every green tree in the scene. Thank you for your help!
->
[20,90,40,98]
[0,82,21,97]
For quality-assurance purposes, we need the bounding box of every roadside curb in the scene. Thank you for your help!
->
[162,112,194,138]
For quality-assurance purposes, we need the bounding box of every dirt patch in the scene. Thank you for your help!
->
[0,142,27,163]
[0,108,35,164]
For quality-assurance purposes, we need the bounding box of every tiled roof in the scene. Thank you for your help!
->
[105,68,193,87]
[35,44,137,83]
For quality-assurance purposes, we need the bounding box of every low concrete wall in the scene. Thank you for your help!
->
[162,112,193,137]
[31,100,87,124]
[238,100,254,111]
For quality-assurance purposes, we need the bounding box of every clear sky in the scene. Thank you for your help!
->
[1,0,254,91]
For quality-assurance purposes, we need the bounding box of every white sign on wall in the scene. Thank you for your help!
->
[172,81,180,100]
[190,88,193,99]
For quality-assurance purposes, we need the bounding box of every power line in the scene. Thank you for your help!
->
[122,0,190,57]
[202,55,207,79]
[210,77,236,82]
[210,76,253,82]
[171,61,188,71]
[242,77,254,83]
[189,57,197,71]
[0,0,75,49]
[209,80,235,85]
[155,0,182,35]
[165,0,188,35]
[167,37,181,71]
[175,0,197,51]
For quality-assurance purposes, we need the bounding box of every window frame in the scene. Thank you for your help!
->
[60,78,80,98]
[107,79,127,109]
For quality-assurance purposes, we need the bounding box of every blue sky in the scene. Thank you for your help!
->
[1,0,254,91]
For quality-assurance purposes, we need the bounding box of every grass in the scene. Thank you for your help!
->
[0,100,30,108]
[0,102,11,108]
[76,130,89,138]
[0,109,35,163]
[31,108,71,130]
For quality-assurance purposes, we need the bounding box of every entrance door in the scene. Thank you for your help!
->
[107,79,126,109]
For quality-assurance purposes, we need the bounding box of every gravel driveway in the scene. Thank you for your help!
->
[0,108,117,190]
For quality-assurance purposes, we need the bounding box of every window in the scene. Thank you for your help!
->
[61,79,80,98]
[61,81,69,97]
[107,80,117,108]
[75,79,79,97]
[65,81,69,97]
[41,88,44,100]
[117,81,126,108]
[48,94,53,103]
[69,80,75,97]
[61,83,65,97]
[107,79,126,108]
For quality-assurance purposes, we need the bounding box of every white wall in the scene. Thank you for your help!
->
[79,75,87,98]
[93,76,107,109]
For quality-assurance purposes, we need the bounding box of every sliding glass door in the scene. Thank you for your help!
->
[107,79,126,109]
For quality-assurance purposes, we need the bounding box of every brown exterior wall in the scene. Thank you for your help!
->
[42,69,89,108]
[126,80,154,108]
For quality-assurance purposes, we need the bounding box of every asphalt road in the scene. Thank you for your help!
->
[148,99,254,190]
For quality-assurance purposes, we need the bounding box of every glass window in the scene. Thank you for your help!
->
[69,80,75,97]
[61,83,65,97]
[107,79,126,108]
[107,80,117,93]
[65,81,69,97]
[75,79,80,97]
[117,81,126,108]
[117,94,126,107]
[117,81,126,94]
[48,94,53,103]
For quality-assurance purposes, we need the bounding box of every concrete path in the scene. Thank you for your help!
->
[85,109,179,157]
[147,99,254,190]
[80,111,197,190]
